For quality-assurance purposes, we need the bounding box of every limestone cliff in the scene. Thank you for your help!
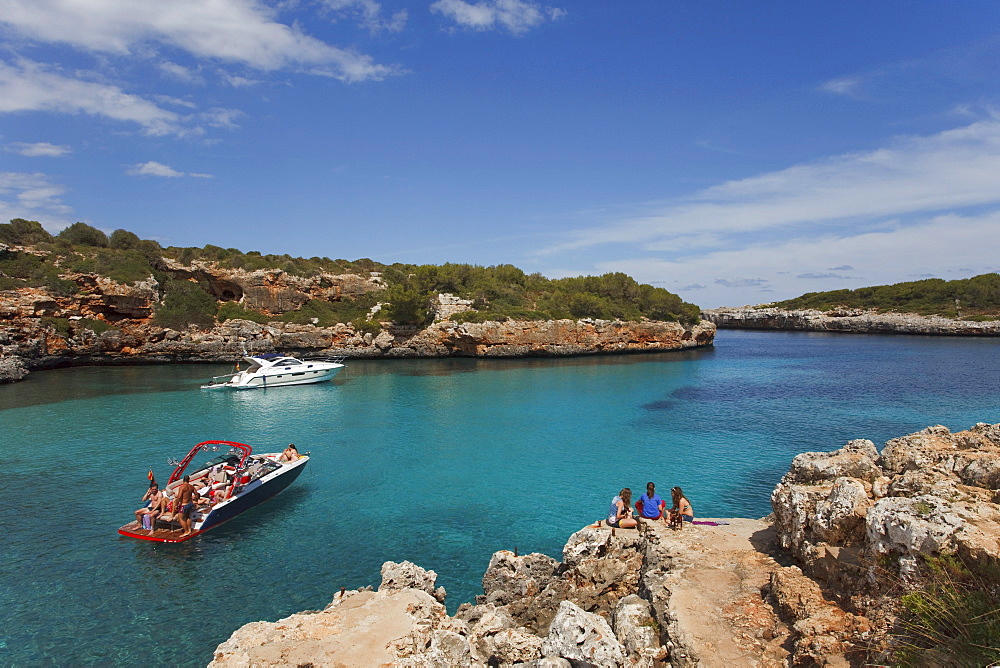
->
[703,306,1000,336]
[0,256,714,382]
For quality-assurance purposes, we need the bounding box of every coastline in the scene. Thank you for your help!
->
[210,422,1000,667]
[0,317,716,384]
[702,306,1000,336]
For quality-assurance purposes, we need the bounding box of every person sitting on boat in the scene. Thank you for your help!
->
[134,483,163,528]
[174,475,197,537]
[635,482,666,521]
[143,489,171,532]
[607,487,638,529]
[667,486,694,529]
[279,444,299,462]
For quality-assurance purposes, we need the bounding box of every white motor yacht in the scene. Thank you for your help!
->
[202,353,345,389]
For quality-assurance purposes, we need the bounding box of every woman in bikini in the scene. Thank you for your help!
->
[668,486,694,529]
[607,487,638,529]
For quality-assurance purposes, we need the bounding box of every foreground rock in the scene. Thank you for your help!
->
[211,520,864,667]
[703,306,1000,336]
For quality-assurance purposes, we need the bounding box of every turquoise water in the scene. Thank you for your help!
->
[1,330,998,665]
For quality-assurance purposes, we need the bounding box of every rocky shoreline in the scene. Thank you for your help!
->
[210,423,1000,667]
[702,306,1000,336]
[0,317,715,384]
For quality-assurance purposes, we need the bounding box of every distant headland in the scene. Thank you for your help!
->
[0,219,713,383]
[704,272,1000,336]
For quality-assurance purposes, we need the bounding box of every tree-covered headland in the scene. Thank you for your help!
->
[770,274,1000,321]
[0,219,702,330]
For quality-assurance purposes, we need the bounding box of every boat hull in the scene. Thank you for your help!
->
[118,456,308,543]
[203,366,342,390]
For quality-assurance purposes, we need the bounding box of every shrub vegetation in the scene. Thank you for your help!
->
[771,273,1000,318]
[154,280,217,330]
[2,219,702,329]
[891,554,1000,666]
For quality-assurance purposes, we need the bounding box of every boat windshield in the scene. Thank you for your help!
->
[190,453,242,476]
[274,358,301,365]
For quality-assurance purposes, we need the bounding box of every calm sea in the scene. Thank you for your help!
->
[1,330,998,665]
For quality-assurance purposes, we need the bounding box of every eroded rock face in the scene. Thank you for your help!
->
[771,424,1000,588]
[380,560,447,603]
[540,600,626,667]
[0,355,27,382]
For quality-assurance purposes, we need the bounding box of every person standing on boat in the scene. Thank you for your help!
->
[175,475,197,537]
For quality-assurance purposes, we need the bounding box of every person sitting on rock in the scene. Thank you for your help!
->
[607,487,638,529]
[636,481,666,520]
[668,486,694,529]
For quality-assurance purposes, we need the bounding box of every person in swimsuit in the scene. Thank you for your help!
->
[134,483,163,528]
[174,475,197,537]
[607,487,638,529]
[668,486,694,529]
[636,482,666,520]
[279,444,299,462]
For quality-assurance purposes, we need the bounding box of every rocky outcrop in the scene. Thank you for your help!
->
[0,354,27,382]
[702,306,1000,336]
[771,423,1000,588]
[212,518,872,667]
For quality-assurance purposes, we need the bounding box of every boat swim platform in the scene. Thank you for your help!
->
[117,520,206,543]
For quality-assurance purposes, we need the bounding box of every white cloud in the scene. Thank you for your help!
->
[127,161,212,179]
[0,171,73,227]
[0,0,398,82]
[820,75,863,96]
[431,0,565,34]
[6,141,72,157]
[593,210,1000,308]
[543,117,1000,255]
[158,60,204,85]
[321,0,408,34]
[0,59,183,135]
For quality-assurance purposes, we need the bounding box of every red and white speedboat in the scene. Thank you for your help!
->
[118,440,308,543]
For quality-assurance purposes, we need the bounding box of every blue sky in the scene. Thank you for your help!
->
[2,1,1000,308]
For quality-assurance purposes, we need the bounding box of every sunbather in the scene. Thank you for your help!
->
[636,482,666,520]
[134,483,163,528]
[607,487,638,528]
[667,486,694,529]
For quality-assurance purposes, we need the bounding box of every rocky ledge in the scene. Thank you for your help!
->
[210,423,1000,666]
[702,306,1000,336]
